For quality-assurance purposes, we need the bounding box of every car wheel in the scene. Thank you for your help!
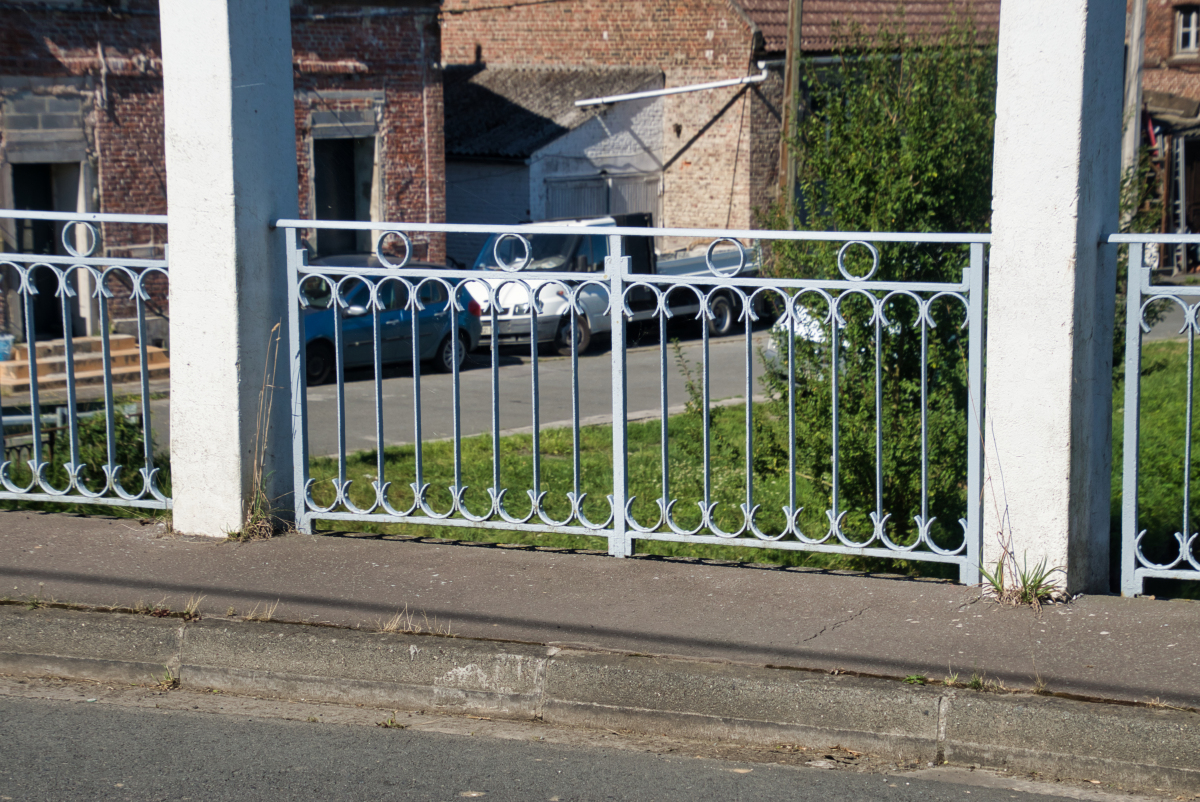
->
[707,294,736,337]
[552,313,591,356]
[306,341,334,385]
[434,331,467,374]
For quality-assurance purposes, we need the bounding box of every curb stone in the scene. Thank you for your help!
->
[1,605,1196,794]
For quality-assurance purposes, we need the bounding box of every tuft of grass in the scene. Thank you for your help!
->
[967,670,985,691]
[228,323,284,542]
[182,595,205,621]
[156,665,178,690]
[243,600,280,622]
[980,553,1063,609]
[942,670,959,687]
[903,674,927,685]
[377,605,454,637]
[377,712,406,729]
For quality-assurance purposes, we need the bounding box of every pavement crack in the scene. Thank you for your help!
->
[956,592,986,612]
[801,607,868,643]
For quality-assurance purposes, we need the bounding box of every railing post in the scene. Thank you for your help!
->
[285,229,312,534]
[608,235,632,557]
[962,241,986,587]
[985,0,1123,592]
[160,0,300,536]
[1121,243,1145,596]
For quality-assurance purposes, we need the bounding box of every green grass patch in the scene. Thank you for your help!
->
[308,402,957,578]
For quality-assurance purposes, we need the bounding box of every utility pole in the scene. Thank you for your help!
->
[778,0,803,224]
[1120,0,1147,228]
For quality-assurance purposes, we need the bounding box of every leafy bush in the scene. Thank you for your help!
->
[761,10,996,559]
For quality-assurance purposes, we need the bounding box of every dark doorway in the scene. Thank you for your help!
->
[11,163,67,339]
[313,137,375,257]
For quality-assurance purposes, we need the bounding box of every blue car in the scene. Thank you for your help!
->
[301,254,482,385]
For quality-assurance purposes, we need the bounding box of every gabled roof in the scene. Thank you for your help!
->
[443,65,663,159]
[734,0,1001,55]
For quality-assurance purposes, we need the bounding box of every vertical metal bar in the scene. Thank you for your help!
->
[702,302,712,511]
[919,304,930,529]
[411,290,424,493]
[134,290,154,487]
[963,242,987,586]
[570,305,581,504]
[874,298,884,525]
[659,312,670,517]
[829,296,841,523]
[529,299,542,503]
[489,302,501,498]
[23,274,44,482]
[451,287,463,497]
[1184,319,1195,551]
[608,237,631,556]
[787,299,797,532]
[59,272,81,491]
[333,292,348,494]
[97,270,117,489]
[1121,242,1145,596]
[371,279,386,506]
[284,229,312,531]
[744,297,754,519]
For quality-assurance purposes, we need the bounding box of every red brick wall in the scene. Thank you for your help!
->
[0,3,444,276]
[1140,1,1200,100]
[442,0,778,237]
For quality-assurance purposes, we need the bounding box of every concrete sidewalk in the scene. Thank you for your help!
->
[1,510,1198,792]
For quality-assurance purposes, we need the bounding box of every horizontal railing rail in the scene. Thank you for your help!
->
[281,219,986,582]
[0,210,170,510]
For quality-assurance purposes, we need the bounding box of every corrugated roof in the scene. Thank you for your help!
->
[444,65,663,159]
[735,0,1000,54]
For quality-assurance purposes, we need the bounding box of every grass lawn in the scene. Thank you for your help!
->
[306,402,960,578]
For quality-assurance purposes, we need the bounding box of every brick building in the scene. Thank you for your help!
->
[0,0,445,341]
[440,0,999,260]
[1135,0,1200,267]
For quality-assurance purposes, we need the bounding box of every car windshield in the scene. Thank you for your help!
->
[473,233,578,272]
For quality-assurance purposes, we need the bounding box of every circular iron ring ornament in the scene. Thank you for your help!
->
[493,233,532,272]
[837,240,880,282]
[704,237,748,277]
[61,220,99,258]
[374,230,413,269]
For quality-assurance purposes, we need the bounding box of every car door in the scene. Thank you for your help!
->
[377,280,414,364]
[578,234,612,329]
[340,282,376,368]
[415,281,451,360]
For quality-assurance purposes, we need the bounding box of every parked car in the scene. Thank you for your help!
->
[301,254,482,385]
[464,214,762,355]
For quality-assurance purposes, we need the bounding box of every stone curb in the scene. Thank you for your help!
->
[1,605,1196,793]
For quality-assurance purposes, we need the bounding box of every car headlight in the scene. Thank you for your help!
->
[512,303,530,316]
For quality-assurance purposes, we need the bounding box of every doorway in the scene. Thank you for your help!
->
[11,162,82,339]
[312,137,375,257]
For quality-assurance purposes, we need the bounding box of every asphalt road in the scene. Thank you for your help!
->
[0,692,1136,802]
[151,325,771,458]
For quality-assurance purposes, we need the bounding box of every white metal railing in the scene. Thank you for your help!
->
[0,210,170,510]
[279,219,988,582]
[1112,233,1200,594]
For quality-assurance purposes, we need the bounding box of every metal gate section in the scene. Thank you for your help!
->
[1116,237,1200,595]
[282,221,986,583]
[0,210,170,510]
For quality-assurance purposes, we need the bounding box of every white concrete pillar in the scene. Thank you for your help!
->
[161,0,299,536]
[985,0,1124,592]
